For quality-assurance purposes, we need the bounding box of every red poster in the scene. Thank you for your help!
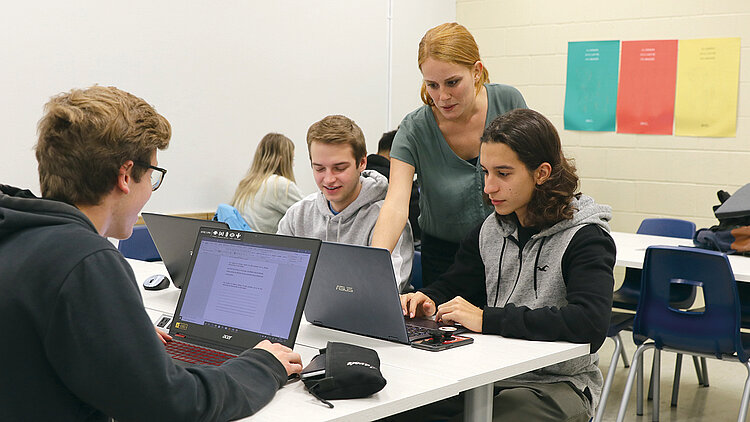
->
[616,40,678,134]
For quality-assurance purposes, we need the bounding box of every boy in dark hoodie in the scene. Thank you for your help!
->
[0,86,301,422]
[398,109,615,421]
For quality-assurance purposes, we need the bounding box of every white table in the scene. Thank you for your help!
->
[610,231,750,282]
[128,259,589,421]
[293,321,589,421]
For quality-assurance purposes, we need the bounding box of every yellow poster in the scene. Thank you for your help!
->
[674,38,740,137]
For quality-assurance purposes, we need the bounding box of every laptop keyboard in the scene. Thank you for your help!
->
[164,339,236,366]
[406,324,433,340]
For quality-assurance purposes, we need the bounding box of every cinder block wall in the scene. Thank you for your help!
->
[457,0,749,232]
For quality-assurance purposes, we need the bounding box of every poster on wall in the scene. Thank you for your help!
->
[674,37,741,137]
[563,40,620,132]
[616,40,678,135]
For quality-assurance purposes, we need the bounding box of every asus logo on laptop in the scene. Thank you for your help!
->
[222,334,233,340]
[335,285,354,293]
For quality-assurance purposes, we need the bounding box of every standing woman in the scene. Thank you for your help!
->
[372,22,527,286]
[231,133,302,233]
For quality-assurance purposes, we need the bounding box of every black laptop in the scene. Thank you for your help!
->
[141,213,229,288]
[165,227,320,365]
[304,242,466,345]
[715,182,750,220]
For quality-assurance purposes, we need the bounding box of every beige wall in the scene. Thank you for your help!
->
[457,0,750,232]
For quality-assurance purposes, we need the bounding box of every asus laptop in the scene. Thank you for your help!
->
[141,213,229,288]
[304,242,466,345]
[164,227,321,366]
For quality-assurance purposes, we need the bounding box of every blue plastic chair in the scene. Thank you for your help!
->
[615,246,750,422]
[411,250,423,291]
[738,283,750,328]
[613,218,697,310]
[118,225,161,262]
[595,218,699,422]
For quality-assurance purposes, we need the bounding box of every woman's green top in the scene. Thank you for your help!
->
[390,83,527,242]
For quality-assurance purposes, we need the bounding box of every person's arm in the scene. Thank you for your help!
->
[482,225,615,352]
[420,223,487,306]
[371,158,414,253]
[401,222,486,319]
[45,250,290,422]
[389,221,414,293]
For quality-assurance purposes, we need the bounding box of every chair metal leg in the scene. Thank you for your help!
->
[618,333,630,368]
[738,362,750,422]
[653,349,661,421]
[595,335,623,422]
[637,351,644,416]
[701,357,709,387]
[671,353,683,407]
[692,355,704,385]
[648,353,655,401]
[616,343,653,422]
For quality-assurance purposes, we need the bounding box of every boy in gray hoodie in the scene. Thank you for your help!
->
[278,115,414,292]
[399,109,614,422]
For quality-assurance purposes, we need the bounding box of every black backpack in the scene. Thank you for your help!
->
[694,183,750,256]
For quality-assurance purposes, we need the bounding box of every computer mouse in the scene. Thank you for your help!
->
[143,274,171,290]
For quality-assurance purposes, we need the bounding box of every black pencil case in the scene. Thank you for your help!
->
[301,341,387,407]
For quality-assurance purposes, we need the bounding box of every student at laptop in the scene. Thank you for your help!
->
[0,86,301,422]
[278,115,414,292]
[398,109,615,421]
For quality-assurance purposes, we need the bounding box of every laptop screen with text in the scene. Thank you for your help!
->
[170,228,320,351]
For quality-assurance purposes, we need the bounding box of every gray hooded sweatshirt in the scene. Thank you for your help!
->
[479,194,612,415]
[277,170,414,292]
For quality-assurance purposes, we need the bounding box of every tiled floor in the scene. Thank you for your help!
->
[596,334,749,421]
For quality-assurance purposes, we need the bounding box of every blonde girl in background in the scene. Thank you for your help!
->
[231,133,302,233]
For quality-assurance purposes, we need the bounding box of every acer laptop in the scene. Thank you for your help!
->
[141,213,229,288]
[165,227,320,365]
[304,242,466,345]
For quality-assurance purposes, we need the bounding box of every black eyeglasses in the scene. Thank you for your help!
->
[134,161,167,191]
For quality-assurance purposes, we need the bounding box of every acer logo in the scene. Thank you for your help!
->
[335,285,354,293]
[222,334,233,340]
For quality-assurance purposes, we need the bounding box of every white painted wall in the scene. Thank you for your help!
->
[388,0,457,129]
[458,0,749,231]
[1,0,454,214]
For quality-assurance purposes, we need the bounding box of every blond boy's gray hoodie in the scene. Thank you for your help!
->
[277,170,413,292]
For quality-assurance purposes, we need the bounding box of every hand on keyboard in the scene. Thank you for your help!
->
[155,327,172,345]
[254,340,303,376]
[400,291,436,319]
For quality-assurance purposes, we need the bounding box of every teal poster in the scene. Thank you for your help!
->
[564,41,620,131]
